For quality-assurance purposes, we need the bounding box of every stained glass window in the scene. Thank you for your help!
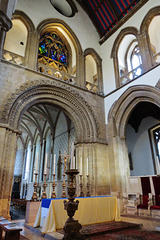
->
[38,31,68,71]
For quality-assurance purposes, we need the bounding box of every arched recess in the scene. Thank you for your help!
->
[140,6,160,67]
[3,10,35,68]
[111,27,140,88]
[107,85,160,192]
[84,48,103,94]
[36,19,84,87]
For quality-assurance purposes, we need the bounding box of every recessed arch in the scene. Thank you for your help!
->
[108,85,160,139]
[0,80,98,144]
[140,6,160,66]
[111,27,139,88]
[84,48,103,94]
[12,10,35,33]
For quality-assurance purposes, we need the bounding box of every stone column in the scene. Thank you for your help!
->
[0,126,19,219]
[25,31,38,70]
[0,10,12,58]
[137,32,152,71]
[0,0,17,58]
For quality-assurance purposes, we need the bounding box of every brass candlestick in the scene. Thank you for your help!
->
[86,175,90,197]
[79,175,84,197]
[51,173,56,198]
[42,173,48,199]
[32,172,38,201]
[63,169,83,240]
[62,173,66,198]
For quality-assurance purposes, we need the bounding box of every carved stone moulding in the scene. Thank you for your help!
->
[0,79,99,143]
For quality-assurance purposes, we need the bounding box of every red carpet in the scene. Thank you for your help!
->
[59,221,160,240]
[87,228,160,240]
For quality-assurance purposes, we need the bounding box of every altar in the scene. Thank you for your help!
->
[33,196,120,234]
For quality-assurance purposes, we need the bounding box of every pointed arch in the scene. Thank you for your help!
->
[108,85,160,139]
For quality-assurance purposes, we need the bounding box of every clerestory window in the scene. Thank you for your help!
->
[130,45,142,79]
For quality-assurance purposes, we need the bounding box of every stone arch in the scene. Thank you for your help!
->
[12,10,35,32]
[84,48,103,94]
[0,79,98,143]
[140,6,160,34]
[108,85,160,140]
[140,6,160,67]
[111,27,139,88]
[10,10,36,68]
[36,19,84,87]
[107,85,160,193]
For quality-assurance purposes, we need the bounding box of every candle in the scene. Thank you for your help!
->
[35,153,38,173]
[80,157,82,174]
[70,156,75,169]
[44,154,48,174]
[87,158,88,175]
[71,142,74,163]
[53,154,56,174]
[73,156,75,169]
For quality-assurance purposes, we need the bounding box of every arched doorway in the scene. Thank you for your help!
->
[107,85,160,194]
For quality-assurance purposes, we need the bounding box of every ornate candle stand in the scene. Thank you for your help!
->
[79,175,84,197]
[86,175,90,197]
[51,173,56,198]
[63,169,83,240]
[42,173,48,199]
[32,173,38,201]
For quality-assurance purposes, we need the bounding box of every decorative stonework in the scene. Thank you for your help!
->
[0,79,99,143]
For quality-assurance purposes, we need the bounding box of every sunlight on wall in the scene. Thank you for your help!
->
[4,19,27,56]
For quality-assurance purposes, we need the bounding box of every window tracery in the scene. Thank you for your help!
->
[38,31,68,73]
[111,27,143,88]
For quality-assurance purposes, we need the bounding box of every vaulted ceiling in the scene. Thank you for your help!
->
[77,0,148,43]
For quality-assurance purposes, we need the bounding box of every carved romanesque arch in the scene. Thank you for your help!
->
[0,80,98,143]
[108,85,160,140]
[111,27,139,88]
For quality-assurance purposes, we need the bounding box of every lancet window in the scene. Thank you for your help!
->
[149,124,160,172]
[38,31,68,73]
[153,126,160,159]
